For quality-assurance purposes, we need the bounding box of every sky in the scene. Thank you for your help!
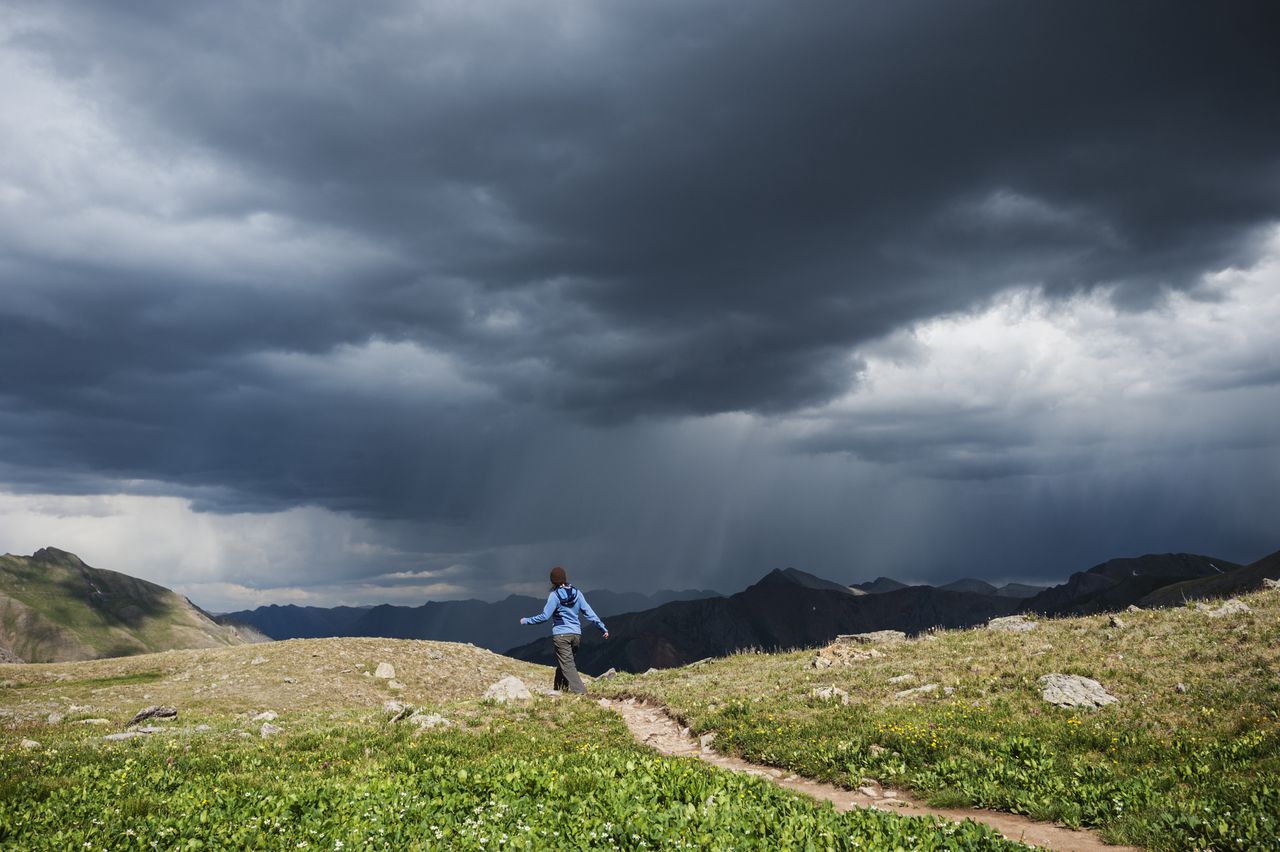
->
[1,1,1278,610]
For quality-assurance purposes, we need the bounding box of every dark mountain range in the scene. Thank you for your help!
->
[506,567,1020,675]
[937,578,998,595]
[1137,549,1280,608]
[995,582,1048,599]
[1018,553,1243,616]
[851,576,911,594]
[221,588,719,654]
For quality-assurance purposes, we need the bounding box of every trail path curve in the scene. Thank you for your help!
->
[601,697,1141,852]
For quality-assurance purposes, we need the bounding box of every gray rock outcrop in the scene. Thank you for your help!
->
[1197,599,1250,618]
[811,686,850,704]
[1039,674,1117,710]
[374,662,396,679]
[988,615,1037,632]
[483,675,532,703]
[839,630,907,644]
[127,706,177,727]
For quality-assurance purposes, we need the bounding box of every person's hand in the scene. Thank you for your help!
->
[518,618,525,625]
[602,631,609,640]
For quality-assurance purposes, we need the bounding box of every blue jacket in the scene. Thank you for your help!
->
[521,585,607,636]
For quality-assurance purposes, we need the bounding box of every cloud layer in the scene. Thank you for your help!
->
[1,2,1278,606]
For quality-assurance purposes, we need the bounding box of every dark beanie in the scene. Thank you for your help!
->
[549,566,567,587]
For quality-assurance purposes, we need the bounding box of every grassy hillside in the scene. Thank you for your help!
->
[1,638,1022,850]
[595,587,1280,850]
[0,548,264,663]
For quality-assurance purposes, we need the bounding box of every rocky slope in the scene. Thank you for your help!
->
[1136,548,1280,607]
[0,548,267,663]
[1018,552,1242,616]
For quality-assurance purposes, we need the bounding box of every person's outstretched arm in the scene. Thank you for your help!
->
[577,593,608,636]
[520,591,558,625]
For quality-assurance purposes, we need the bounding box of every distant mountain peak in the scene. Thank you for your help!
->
[31,546,84,566]
[755,567,856,595]
[851,576,910,594]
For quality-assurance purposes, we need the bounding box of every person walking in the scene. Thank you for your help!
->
[518,566,608,694]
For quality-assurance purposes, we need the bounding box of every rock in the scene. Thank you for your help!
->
[812,642,885,669]
[282,677,296,684]
[838,631,907,644]
[1125,604,1143,613]
[1174,682,1188,693]
[867,744,887,757]
[1263,578,1280,591]
[1197,599,1251,618]
[260,722,281,738]
[384,700,407,714]
[47,712,63,725]
[943,686,955,696]
[1108,615,1126,629]
[20,739,40,749]
[387,680,406,691]
[597,668,618,679]
[858,786,879,798]
[811,686,850,704]
[74,718,110,725]
[887,674,914,684]
[988,615,1037,632]
[127,706,177,727]
[134,726,165,734]
[407,712,452,730]
[103,732,144,741]
[374,662,396,680]
[881,790,897,799]
[483,675,532,703]
[699,732,717,751]
[250,655,268,665]
[543,689,562,698]
[195,724,211,732]
[894,683,938,700]
[1039,674,1118,710]
[252,711,278,722]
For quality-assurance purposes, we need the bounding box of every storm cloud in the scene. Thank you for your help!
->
[1,2,1278,606]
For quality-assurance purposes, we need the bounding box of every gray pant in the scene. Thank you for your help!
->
[552,633,586,694]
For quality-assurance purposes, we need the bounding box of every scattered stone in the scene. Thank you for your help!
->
[1039,674,1118,710]
[894,683,939,700]
[881,790,898,799]
[943,686,955,696]
[988,615,1037,632]
[252,711,278,722]
[543,689,562,698]
[483,675,532,703]
[868,744,888,757]
[839,631,907,645]
[387,680,406,691]
[597,668,618,679]
[20,739,40,749]
[363,671,372,678]
[811,686,850,704]
[135,726,165,734]
[858,786,879,797]
[887,674,914,684]
[812,643,885,669]
[74,718,110,726]
[1174,682,1188,694]
[699,732,716,751]
[643,668,659,675]
[1197,599,1251,618]
[260,722,281,738]
[384,700,407,715]
[195,724,211,732]
[1262,578,1280,591]
[103,732,144,741]
[407,712,452,730]
[47,712,64,725]
[281,677,296,684]
[1125,604,1143,613]
[127,706,177,727]
[1108,615,1126,629]
[249,655,268,665]
[374,662,396,680]
[68,704,90,713]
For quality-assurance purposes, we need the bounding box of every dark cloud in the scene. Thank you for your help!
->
[1,2,1278,597]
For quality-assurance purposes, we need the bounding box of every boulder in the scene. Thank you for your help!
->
[987,615,1037,633]
[46,712,63,725]
[893,683,938,700]
[374,662,396,680]
[887,674,914,684]
[260,722,281,738]
[249,655,268,665]
[74,718,110,725]
[1196,599,1251,618]
[252,710,278,722]
[20,739,40,749]
[812,643,885,669]
[387,680,406,691]
[483,675,532,703]
[811,686,850,704]
[127,706,177,727]
[383,700,407,715]
[103,732,144,741]
[597,668,618,679]
[699,732,717,751]
[1039,674,1118,710]
[1263,578,1280,591]
[1108,615,1126,629]
[407,712,452,730]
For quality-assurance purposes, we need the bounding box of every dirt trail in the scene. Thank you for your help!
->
[601,697,1141,852]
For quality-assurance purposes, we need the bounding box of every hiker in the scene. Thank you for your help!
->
[518,566,608,694]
